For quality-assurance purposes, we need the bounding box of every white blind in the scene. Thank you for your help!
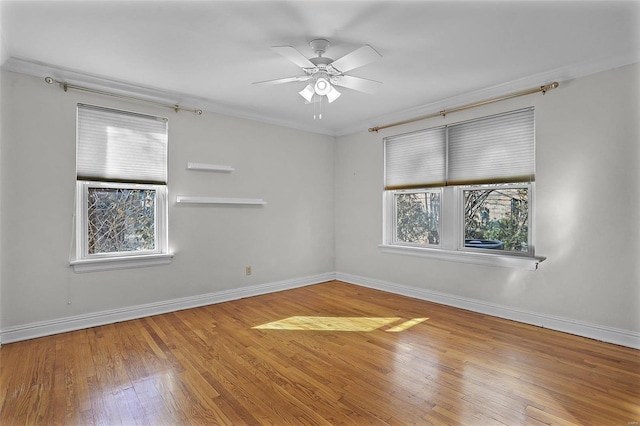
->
[76,104,168,184]
[384,108,534,189]
[384,126,446,189]
[447,108,534,185]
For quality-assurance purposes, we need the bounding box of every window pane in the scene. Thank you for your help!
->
[87,188,156,254]
[463,187,529,253]
[395,191,441,245]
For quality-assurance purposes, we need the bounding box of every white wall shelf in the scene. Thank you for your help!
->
[187,162,234,172]
[176,196,266,205]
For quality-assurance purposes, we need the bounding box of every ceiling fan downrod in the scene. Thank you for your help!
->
[309,39,330,57]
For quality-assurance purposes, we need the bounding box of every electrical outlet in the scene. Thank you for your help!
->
[245,266,252,276]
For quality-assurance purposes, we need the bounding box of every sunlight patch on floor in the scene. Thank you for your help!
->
[386,318,429,332]
[253,316,429,332]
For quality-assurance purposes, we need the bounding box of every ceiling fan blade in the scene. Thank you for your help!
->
[332,75,382,94]
[272,46,316,68]
[253,75,312,86]
[329,45,382,73]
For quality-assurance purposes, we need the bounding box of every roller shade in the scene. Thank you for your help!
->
[384,126,446,190]
[447,108,534,185]
[76,104,168,184]
[384,108,534,189]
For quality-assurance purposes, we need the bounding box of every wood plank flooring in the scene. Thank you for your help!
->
[1,280,639,425]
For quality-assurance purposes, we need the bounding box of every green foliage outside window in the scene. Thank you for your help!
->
[395,187,529,252]
[464,188,529,252]
[395,192,440,245]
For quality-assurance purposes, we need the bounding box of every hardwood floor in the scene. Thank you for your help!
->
[1,280,638,425]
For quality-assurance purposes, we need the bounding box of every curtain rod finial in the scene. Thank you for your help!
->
[541,81,560,94]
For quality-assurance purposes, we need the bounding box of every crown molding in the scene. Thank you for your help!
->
[1,57,336,136]
[336,51,640,137]
[3,57,194,106]
[3,52,638,138]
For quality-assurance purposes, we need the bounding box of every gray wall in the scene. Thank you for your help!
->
[335,63,640,333]
[0,71,335,329]
[2,63,639,340]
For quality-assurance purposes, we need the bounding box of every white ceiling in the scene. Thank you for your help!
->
[1,1,639,136]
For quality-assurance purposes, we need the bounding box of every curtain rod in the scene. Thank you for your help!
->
[368,81,559,133]
[44,77,203,115]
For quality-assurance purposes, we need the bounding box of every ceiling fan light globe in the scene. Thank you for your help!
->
[314,78,331,96]
[298,84,315,103]
[326,86,341,103]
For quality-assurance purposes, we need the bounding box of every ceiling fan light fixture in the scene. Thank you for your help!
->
[314,77,331,96]
[257,39,382,112]
[326,85,341,103]
[298,84,315,103]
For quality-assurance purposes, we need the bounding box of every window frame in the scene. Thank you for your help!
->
[76,180,168,260]
[381,109,545,270]
[71,181,172,273]
[457,182,534,257]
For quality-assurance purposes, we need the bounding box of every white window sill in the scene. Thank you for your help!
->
[379,244,545,271]
[70,253,174,273]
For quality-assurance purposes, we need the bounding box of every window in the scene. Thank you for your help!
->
[71,104,172,272]
[462,184,530,253]
[393,189,441,246]
[383,108,543,269]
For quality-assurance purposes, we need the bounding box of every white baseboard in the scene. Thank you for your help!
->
[0,272,336,344]
[336,272,640,350]
[3,271,638,350]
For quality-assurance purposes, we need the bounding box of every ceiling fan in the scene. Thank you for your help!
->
[253,39,382,104]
